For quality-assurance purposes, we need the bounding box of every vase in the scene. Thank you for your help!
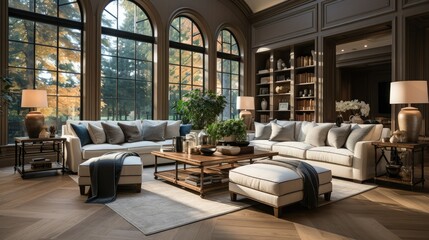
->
[335,114,343,127]
[277,59,284,70]
[349,114,364,124]
[261,98,268,110]
[197,129,208,146]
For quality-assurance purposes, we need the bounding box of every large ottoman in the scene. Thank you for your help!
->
[229,163,332,217]
[78,155,143,195]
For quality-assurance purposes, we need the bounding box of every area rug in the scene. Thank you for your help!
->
[70,171,376,235]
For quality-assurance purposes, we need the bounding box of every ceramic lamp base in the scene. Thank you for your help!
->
[398,106,422,142]
[239,110,252,130]
[25,111,45,139]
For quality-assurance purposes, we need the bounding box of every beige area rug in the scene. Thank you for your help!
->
[70,166,376,235]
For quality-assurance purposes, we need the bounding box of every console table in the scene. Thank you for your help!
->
[15,137,67,178]
[372,141,426,189]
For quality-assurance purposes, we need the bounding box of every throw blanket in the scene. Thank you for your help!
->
[254,159,319,208]
[86,152,139,204]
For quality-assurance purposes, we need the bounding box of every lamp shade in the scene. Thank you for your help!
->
[21,89,48,108]
[236,96,255,110]
[390,81,428,104]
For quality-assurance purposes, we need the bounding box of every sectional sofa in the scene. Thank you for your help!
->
[61,119,187,172]
[249,120,391,182]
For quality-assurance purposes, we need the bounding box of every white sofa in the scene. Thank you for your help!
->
[62,120,184,173]
[249,120,390,182]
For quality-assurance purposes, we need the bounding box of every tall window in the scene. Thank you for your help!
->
[217,29,240,120]
[101,0,154,120]
[168,16,205,120]
[8,0,83,143]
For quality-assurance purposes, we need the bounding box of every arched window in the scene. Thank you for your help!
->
[7,0,83,143]
[168,16,205,120]
[217,29,240,120]
[101,0,154,120]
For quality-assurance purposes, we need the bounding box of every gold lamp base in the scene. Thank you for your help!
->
[398,107,422,142]
[25,111,45,139]
[239,110,253,130]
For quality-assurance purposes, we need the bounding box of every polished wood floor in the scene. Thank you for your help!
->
[0,165,428,240]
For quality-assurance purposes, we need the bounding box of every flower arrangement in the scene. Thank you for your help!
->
[335,99,370,117]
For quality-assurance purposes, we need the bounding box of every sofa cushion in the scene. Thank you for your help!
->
[118,122,143,142]
[70,123,93,146]
[101,122,125,144]
[142,120,167,141]
[345,125,374,152]
[271,141,314,159]
[326,125,351,148]
[122,141,164,154]
[250,140,278,151]
[81,143,128,160]
[254,122,272,140]
[304,123,334,147]
[269,122,295,141]
[87,123,106,144]
[306,146,354,167]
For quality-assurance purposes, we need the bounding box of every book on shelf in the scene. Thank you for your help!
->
[186,172,212,181]
[184,178,212,186]
[258,69,269,74]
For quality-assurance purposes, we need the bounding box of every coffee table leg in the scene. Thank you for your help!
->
[154,156,158,179]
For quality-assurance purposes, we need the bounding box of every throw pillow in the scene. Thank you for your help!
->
[180,124,192,136]
[326,125,351,148]
[165,120,181,139]
[101,122,125,144]
[142,120,167,141]
[70,123,93,146]
[304,123,334,147]
[254,121,273,140]
[118,122,142,142]
[87,123,106,144]
[345,125,374,152]
[269,122,295,141]
[297,121,316,141]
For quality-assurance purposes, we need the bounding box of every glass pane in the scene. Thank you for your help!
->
[101,78,117,98]
[181,66,191,85]
[169,65,180,84]
[59,27,81,50]
[9,0,32,12]
[59,49,81,73]
[136,60,152,81]
[58,73,81,96]
[58,96,80,120]
[217,34,222,52]
[101,35,117,56]
[180,17,192,45]
[9,17,34,42]
[136,81,153,119]
[222,30,231,43]
[35,70,57,94]
[118,79,135,99]
[217,73,222,88]
[118,58,135,79]
[59,2,81,21]
[181,50,192,66]
[169,18,180,42]
[136,19,152,36]
[193,68,203,86]
[231,60,239,74]
[101,56,117,77]
[136,42,152,61]
[8,67,34,89]
[118,99,135,120]
[193,52,203,68]
[232,43,239,55]
[192,33,203,47]
[9,42,34,68]
[169,48,180,65]
[102,1,118,29]
[42,95,57,120]
[217,58,222,72]
[223,59,231,73]
[223,42,231,54]
[36,45,57,71]
[231,74,239,89]
[101,98,117,120]
[36,0,57,17]
[118,38,135,58]
[222,74,230,89]
[118,0,135,33]
[36,22,57,46]
[8,94,26,142]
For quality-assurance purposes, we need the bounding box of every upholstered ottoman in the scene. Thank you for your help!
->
[229,163,332,217]
[78,155,143,195]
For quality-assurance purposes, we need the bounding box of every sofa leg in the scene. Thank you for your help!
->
[79,186,86,195]
[135,184,141,193]
[273,207,280,218]
[324,192,331,201]
[230,192,237,201]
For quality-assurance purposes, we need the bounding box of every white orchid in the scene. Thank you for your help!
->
[335,99,370,117]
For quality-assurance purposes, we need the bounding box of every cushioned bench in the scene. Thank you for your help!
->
[78,155,143,195]
[229,163,332,217]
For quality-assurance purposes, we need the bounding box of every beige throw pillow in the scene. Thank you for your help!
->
[87,123,106,144]
[142,120,167,141]
[304,123,334,147]
[254,121,273,140]
[326,125,351,148]
[269,122,295,141]
[345,125,374,152]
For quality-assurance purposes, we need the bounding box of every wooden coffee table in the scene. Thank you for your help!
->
[151,150,278,197]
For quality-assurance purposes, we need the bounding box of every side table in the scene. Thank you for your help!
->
[372,141,426,189]
[15,137,67,178]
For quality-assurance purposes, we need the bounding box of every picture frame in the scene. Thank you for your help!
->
[259,87,269,95]
[279,102,289,111]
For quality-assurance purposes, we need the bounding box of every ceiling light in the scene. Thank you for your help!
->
[364,44,368,48]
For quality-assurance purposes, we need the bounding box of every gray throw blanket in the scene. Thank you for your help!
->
[254,159,319,208]
[86,152,139,204]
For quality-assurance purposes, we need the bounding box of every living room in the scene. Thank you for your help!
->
[1,0,429,239]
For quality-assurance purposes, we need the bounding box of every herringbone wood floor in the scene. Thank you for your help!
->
[0,165,428,240]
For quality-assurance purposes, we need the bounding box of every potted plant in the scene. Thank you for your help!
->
[207,119,247,143]
[175,89,226,130]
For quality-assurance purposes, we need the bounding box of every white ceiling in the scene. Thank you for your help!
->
[336,33,392,55]
[243,0,287,13]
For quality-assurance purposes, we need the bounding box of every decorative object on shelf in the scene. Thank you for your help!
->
[38,126,50,138]
[349,114,364,124]
[311,50,316,65]
[303,89,308,96]
[335,99,370,124]
[279,102,289,111]
[197,128,208,146]
[277,58,284,70]
[309,89,313,96]
[237,96,254,130]
[261,98,268,110]
[392,130,406,142]
[21,89,48,138]
[390,80,429,142]
[259,87,269,95]
[49,125,56,137]
[335,114,343,127]
[275,85,289,93]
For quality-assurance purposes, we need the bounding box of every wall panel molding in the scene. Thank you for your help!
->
[403,0,429,9]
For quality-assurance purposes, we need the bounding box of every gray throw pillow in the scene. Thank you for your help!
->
[142,120,167,141]
[101,122,125,144]
[304,123,334,147]
[345,125,374,152]
[87,123,106,144]
[326,125,351,148]
[118,122,142,142]
[254,122,273,140]
[269,122,295,141]
[165,120,181,139]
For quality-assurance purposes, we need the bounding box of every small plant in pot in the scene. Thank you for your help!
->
[207,119,247,144]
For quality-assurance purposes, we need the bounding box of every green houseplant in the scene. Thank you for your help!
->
[207,118,247,142]
[175,89,226,130]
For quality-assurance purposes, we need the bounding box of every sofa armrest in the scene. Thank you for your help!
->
[62,134,83,173]
[353,140,387,181]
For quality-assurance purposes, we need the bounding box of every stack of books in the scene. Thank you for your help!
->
[184,172,212,186]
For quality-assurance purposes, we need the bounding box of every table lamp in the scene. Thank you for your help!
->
[390,80,428,142]
[21,89,48,138]
[237,96,254,130]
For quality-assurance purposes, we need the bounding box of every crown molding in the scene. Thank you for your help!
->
[229,0,253,19]
[251,0,314,23]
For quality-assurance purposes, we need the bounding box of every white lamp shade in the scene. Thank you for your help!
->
[21,89,48,108]
[390,80,429,104]
[237,96,255,110]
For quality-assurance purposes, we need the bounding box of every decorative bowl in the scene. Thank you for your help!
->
[386,165,401,178]
[199,147,217,156]
[219,146,241,156]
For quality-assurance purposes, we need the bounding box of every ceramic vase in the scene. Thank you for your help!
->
[349,114,364,124]
[261,98,268,110]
